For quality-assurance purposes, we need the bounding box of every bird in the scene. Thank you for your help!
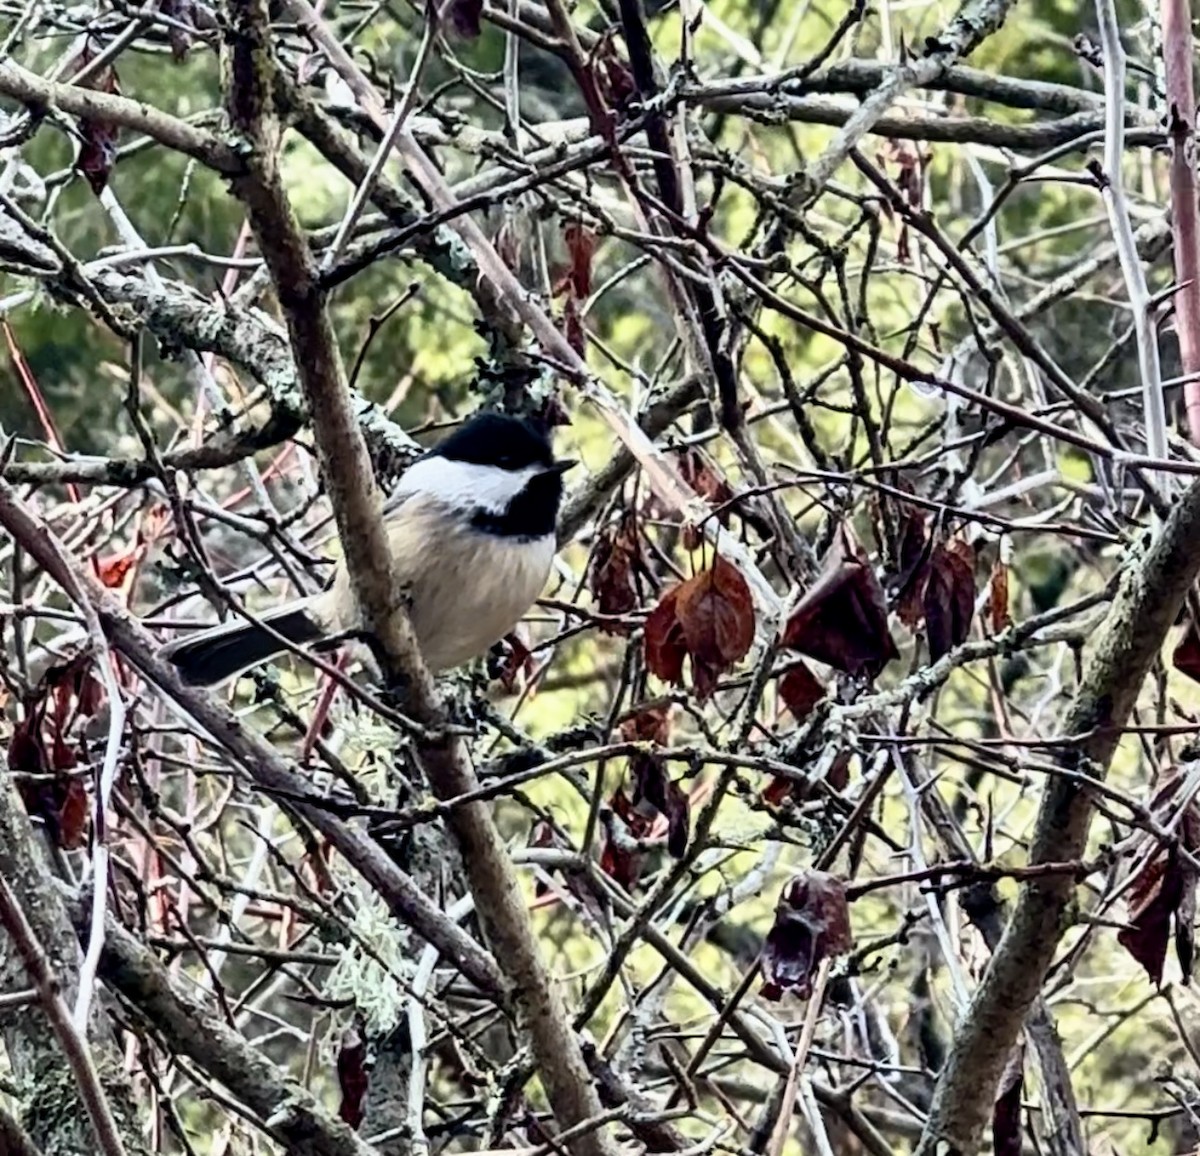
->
[160,412,575,686]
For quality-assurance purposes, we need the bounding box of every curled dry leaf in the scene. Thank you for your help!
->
[869,477,924,570]
[492,631,534,694]
[589,514,641,631]
[924,538,976,660]
[1116,771,1200,987]
[562,296,587,356]
[600,787,654,891]
[992,1041,1025,1156]
[761,871,853,1000]
[784,526,897,680]
[9,654,103,849]
[619,703,672,745]
[644,555,755,699]
[594,34,637,109]
[97,539,143,589]
[630,756,689,858]
[644,585,687,685]
[1173,618,1200,687]
[563,223,596,300]
[620,705,687,856]
[893,501,932,629]
[72,46,121,195]
[677,447,735,550]
[763,750,850,807]
[445,0,483,37]
[989,558,1012,633]
[336,1024,369,1128]
[778,660,825,722]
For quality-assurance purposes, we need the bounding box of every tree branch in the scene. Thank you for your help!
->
[0,477,508,1001]
[217,4,618,1153]
[915,483,1200,1152]
[63,899,383,1156]
[0,60,240,173]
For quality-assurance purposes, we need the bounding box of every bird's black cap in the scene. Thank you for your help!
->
[433,412,555,471]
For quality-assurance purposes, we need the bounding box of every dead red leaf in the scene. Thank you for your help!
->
[992,1041,1025,1156]
[989,559,1012,633]
[644,585,687,685]
[619,706,686,856]
[1174,618,1200,687]
[677,448,735,550]
[763,750,850,808]
[8,710,46,777]
[72,48,121,195]
[762,776,796,807]
[10,655,102,849]
[778,661,825,722]
[445,0,483,36]
[562,296,587,356]
[97,541,142,589]
[57,777,90,851]
[924,538,976,660]
[630,756,689,858]
[600,788,653,891]
[677,448,735,511]
[564,223,596,300]
[493,631,535,693]
[590,514,641,631]
[892,501,932,629]
[1117,771,1200,987]
[619,704,672,745]
[337,1025,369,1128]
[644,556,755,699]
[784,527,898,680]
[761,871,853,1000]
[594,35,637,109]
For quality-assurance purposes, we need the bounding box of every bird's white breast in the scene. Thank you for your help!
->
[320,495,556,671]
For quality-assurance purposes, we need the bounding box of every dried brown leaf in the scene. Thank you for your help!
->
[644,586,686,685]
[989,558,1012,633]
[992,1041,1025,1156]
[564,223,596,300]
[600,788,653,891]
[445,0,483,36]
[1174,618,1200,686]
[784,526,898,679]
[73,52,121,195]
[337,1025,369,1128]
[589,515,640,631]
[1116,772,1200,986]
[619,704,672,745]
[778,661,825,722]
[630,755,690,858]
[760,871,853,1001]
[924,538,976,660]
[644,556,755,699]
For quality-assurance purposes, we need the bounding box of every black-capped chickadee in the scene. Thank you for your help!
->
[161,412,575,686]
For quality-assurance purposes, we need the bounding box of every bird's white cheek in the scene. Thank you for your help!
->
[396,457,536,515]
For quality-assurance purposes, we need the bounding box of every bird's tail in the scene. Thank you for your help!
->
[160,602,328,686]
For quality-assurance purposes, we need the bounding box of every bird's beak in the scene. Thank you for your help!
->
[544,459,577,476]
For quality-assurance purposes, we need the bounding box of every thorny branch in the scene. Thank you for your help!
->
[4,0,1200,1154]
